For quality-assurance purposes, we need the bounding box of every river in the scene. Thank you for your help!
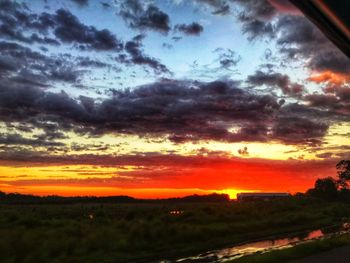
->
[159,222,350,263]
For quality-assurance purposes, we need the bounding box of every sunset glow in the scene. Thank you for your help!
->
[0,0,349,199]
[309,71,350,85]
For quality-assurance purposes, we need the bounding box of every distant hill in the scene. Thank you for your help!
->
[0,191,229,204]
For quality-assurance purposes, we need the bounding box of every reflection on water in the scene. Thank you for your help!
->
[160,223,350,263]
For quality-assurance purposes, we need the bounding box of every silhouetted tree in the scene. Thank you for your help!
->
[310,177,338,199]
[336,160,350,189]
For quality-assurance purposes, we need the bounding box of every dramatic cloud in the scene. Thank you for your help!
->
[0,56,17,73]
[0,2,170,74]
[0,0,348,197]
[53,9,123,51]
[232,0,349,75]
[237,14,275,40]
[309,71,350,86]
[233,0,276,40]
[118,0,171,33]
[70,0,89,7]
[234,0,276,20]
[305,88,350,116]
[0,41,83,86]
[121,36,170,74]
[276,15,350,74]
[0,133,64,147]
[272,116,328,146]
[0,35,167,89]
[0,2,122,51]
[0,78,335,146]
[0,1,54,44]
[174,22,204,36]
[247,70,304,96]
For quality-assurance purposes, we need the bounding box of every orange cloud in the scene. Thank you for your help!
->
[309,71,350,86]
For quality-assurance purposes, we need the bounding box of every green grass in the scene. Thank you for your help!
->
[1,198,350,262]
[229,233,350,263]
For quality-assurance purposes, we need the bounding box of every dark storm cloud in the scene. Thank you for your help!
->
[272,116,328,146]
[316,152,333,159]
[9,72,50,88]
[0,41,46,61]
[0,150,234,167]
[49,66,81,83]
[232,0,276,40]
[310,54,350,74]
[278,103,334,121]
[174,22,204,36]
[34,128,68,141]
[305,88,350,116]
[239,17,275,40]
[247,70,304,96]
[275,15,350,74]
[233,0,276,19]
[53,9,123,51]
[232,0,349,74]
[305,94,339,108]
[0,78,334,146]
[271,101,345,146]
[0,2,123,51]
[0,0,25,11]
[0,133,64,147]
[0,38,158,88]
[28,34,60,46]
[229,0,349,74]
[122,38,170,74]
[118,0,171,33]
[0,41,83,85]
[96,80,280,144]
[70,0,89,7]
[0,56,17,73]
[0,1,58,45]
[0,2,170,75]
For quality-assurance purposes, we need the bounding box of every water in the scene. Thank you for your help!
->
[160,223,350,263]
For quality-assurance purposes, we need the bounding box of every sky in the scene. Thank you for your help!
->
[0,0,349,199]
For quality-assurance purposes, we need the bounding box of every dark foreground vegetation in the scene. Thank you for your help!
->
[229,232,350,263]
[1,196,350,263]
[1,160,350,263]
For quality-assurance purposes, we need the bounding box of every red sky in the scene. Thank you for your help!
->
[0,0,349,199]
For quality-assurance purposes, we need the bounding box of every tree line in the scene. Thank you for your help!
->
[306,160,350,200]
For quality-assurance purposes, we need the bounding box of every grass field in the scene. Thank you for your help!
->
[1,197,350,263]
